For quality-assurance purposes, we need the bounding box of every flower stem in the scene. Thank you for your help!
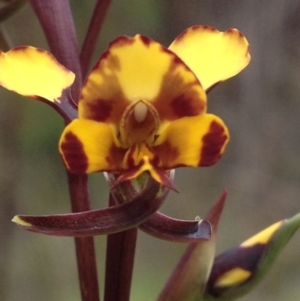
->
[68,172,100,301]
[80,0,112,79]
[30,0,82,101]
[104,194,138,301]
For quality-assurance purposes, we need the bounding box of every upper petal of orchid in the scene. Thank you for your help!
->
[59,119,126,173]
[79,35,206,125]
[153,114,229,169]
[169,26,250,91]
[0,46,75,101]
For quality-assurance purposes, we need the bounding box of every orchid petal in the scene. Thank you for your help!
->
[79,35,206,126]
[59,119,125,173]
[12,178,164,236]
[169,26,250,91]
[139,211,211,242]
[0,46,75,101]
[154,114,229,169]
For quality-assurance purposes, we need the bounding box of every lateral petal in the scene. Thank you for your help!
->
[169,26,250,91]
[79,35,206,124]
[0,46,75,101]
[153,114,229,169]
[59,119,125,173]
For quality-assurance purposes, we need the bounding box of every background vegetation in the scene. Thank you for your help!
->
[0,1,300,300]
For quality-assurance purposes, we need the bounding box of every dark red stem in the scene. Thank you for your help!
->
[68,173,100,301]
[30,0,82,101]
[80,0,112,79]
[29,2,100,299]
[104,194,138,301]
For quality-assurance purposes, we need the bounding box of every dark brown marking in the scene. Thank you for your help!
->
[60,132,89,173]
[153,141,179,168]
[123,145,138,169]
[152,46,205,121]
[105,143,126,170]
[139,35,151,46]
[86,98,113,122]
[80,49,129,123]
[199,121,228,166]
[109,36,135,49]
[171,94,201,117]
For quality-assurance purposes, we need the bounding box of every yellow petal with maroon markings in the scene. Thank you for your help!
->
[59,119,126,173]
[153,114,229,168]
[169,26,250,91]
[0,46,75,101]
[79,35,206,124]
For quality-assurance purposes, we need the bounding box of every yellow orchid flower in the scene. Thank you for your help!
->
[0,26,250,188]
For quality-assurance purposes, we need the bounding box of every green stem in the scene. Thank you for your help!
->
[68,173,100,301]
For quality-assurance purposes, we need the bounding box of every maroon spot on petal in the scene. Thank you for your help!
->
[172,53,185,65]
[109,36,135,49]
[114,165,142,185]
[105,144,126,170]
[226,28,242,37]
[139,35,151,46]
[171,94,202,118]
[99,49,110,62]
[200,25,216,32]
[153,141,179,169]
[86,98,113,122]
[60,132,89,173]
[123,145,138,169]
[199,121,228,166]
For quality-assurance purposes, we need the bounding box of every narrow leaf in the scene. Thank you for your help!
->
[157,191,227,301]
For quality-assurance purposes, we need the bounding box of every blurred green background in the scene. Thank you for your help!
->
[0,1,300,300]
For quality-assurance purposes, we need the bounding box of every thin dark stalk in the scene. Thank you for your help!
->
[68,173,100,301]
[80,0,112,79]
[29,2,100,299]
[104,194,138,301]
[30,0,82,101]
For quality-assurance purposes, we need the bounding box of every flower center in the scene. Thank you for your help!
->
[133,101,148,123]
[119,100,159,148]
